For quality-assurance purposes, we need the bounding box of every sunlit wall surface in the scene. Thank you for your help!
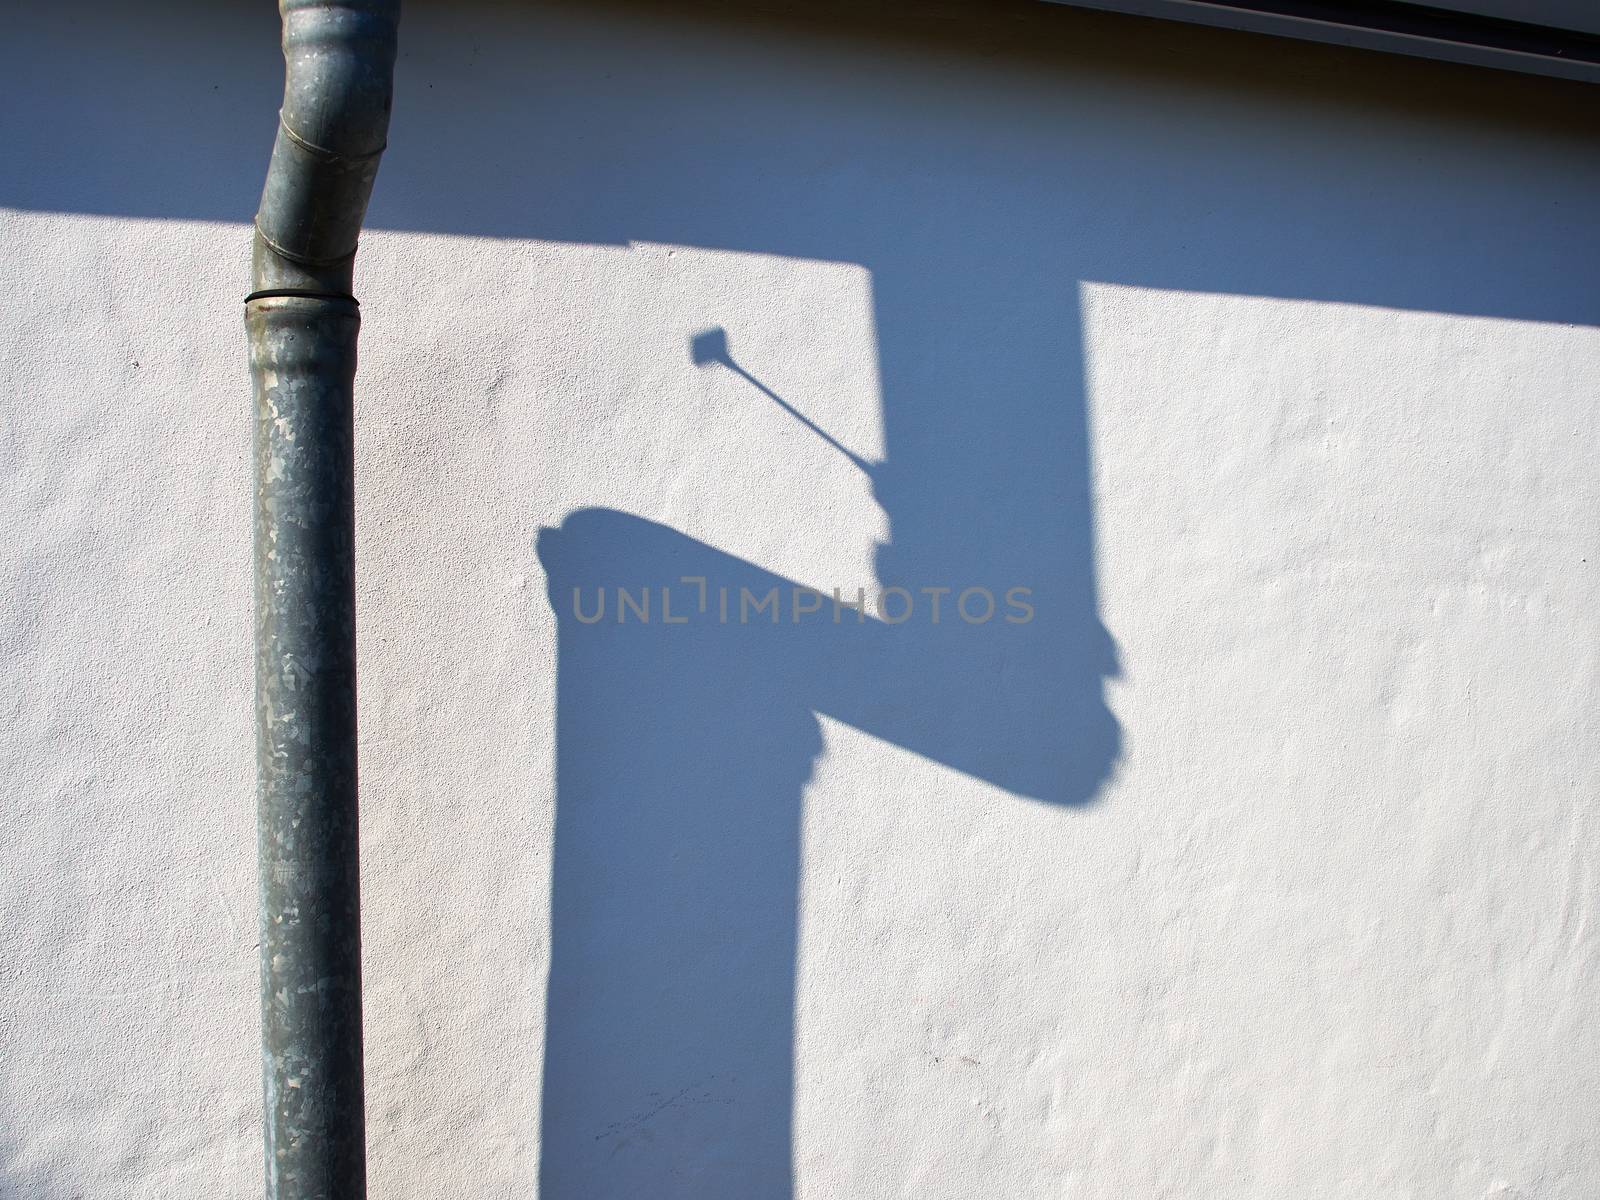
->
[2,2,1596,1196]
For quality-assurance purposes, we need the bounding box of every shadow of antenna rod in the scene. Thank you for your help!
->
[691,327,876,477]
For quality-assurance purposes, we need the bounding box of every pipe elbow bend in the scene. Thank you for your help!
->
[254,0,400,292]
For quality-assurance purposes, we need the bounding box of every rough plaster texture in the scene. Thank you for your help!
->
[2,1,1598,1197]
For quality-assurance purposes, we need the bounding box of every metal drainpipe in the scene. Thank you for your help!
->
[246,2,399,1196]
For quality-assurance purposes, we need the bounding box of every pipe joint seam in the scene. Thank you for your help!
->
[245,288,360,305]
[280,118,388,165]
[254,224,362,270]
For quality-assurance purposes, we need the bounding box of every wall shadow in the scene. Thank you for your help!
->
[536,301,1117,1193]
[6,0,1596,326]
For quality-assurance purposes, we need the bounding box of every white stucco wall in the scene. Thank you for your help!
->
[3,2,1597,1197]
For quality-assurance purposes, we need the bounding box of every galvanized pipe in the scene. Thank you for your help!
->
[248,3,398,1197]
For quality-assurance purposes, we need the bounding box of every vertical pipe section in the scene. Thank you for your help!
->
[251,296,364,1197]
[248,4,398,1198]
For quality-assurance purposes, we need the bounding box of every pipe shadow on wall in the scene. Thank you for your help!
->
[537,298,1118,1196]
